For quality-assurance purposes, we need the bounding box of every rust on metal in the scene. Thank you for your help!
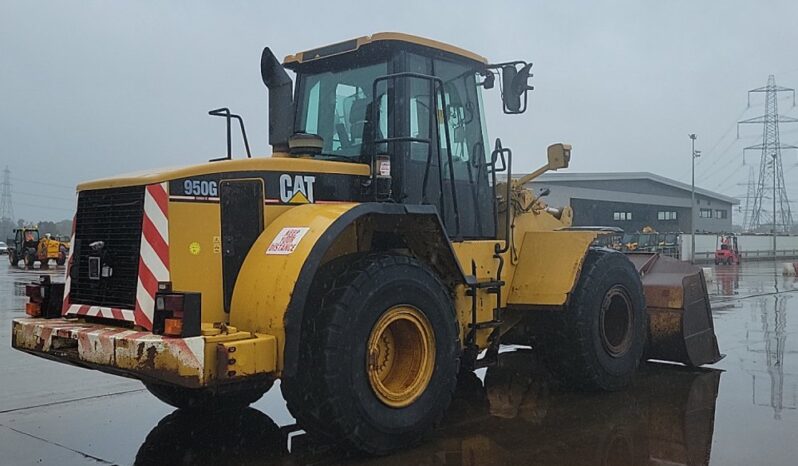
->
[11,317,206,388]
[629,253,723,366]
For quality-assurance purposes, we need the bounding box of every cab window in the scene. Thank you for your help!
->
[295,62,388,159]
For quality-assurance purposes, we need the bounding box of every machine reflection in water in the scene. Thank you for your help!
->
[747,295,797,420]
[713,264,741,297]
[135,350,721,466]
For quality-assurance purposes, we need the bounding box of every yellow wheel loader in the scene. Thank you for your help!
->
[11,33,722,455]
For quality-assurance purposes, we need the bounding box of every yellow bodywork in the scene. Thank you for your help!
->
[229,202,359,371]
[507,231,598,307]
[37,236,66,261]
[76,155,370,190]
[11,151,594,386]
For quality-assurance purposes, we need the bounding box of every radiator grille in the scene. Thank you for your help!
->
[70,186,145,309]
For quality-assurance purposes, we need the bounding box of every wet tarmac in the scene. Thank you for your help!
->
[0,260,796,465]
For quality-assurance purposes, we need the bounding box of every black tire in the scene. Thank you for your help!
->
[541,248,647,391]
[8,250,17,266]
[24,251,36,269]
[56,248,67,266]
[135,407,287,465]
[281,253,460,455]
[280,253,364,438]
[143,379,273,411]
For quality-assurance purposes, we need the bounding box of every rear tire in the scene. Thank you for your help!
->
[144,379,273,411]
[281,253,459,455]
[56,248,67,266]
[8,250,17,266]
[24,251,36,269]
[541,248,647,391]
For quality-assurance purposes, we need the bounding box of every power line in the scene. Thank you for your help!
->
[14,201,74,215]
[11,190,75,204]
[10,176,75,191]
[680,107,750,181]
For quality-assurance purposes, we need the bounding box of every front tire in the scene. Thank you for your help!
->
[24,251,36,269]
[542,248,647,391]
[282,253,459,455]
[144,379,273,411]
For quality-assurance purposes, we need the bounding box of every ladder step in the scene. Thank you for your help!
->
[472,280,505,289]
[469,320,502,330]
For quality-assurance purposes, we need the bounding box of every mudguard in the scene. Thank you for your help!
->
[507,231,599,307]
[229,202,464,376]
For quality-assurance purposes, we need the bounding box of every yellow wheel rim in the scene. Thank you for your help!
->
[366,305,436,408]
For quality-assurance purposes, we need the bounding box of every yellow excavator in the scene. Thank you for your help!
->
[12,33,722,455]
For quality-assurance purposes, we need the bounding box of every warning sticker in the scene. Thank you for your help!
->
[266,227,310,255]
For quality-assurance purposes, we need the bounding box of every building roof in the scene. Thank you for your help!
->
[519,171,739,205]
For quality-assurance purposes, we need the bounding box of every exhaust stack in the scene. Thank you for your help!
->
[260,47,294,152]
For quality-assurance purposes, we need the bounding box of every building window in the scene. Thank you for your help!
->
[657,211,677,221]
[715,209,727,219]
[613,211,632,221]
[699,208,712,218]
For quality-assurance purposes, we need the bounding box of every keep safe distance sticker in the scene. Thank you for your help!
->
[266,227,310,255]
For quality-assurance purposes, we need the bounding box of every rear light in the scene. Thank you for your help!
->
[157,294,185,313]
[24,276,64,319]
[153,284,201,338]
[25,284,43,301]
[25,302,41,317]
[163,318,183,337]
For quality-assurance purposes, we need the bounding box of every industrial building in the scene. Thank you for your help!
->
[523,172,739,233]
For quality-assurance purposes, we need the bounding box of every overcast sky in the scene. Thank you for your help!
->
[2,0,798,222]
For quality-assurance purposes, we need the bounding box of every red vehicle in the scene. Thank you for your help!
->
[714,234,740,265]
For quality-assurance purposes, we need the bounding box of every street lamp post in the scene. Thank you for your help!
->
[689,134,698,264]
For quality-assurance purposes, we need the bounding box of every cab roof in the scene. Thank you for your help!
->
[283,32,488,68]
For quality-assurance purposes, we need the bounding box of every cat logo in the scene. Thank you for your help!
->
[279,174,316,204]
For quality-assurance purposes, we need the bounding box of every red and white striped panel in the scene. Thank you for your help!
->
[134,182,170,329]
[61,214,77,315]
[64,182,170,331]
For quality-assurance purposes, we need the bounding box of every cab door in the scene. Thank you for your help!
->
[393,53,495,239]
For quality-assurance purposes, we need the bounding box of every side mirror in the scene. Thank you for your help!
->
[501,65,521,113]
[538,187,551,197]
[547,143,571,170]
[501,63,534,114]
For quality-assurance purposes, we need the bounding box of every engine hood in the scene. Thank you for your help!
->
[76,155,371,192]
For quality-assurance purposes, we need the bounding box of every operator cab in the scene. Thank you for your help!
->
[275,34,501,239]
[17,228,39,249]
